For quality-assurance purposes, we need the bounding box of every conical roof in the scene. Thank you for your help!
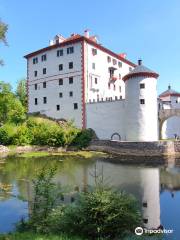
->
[123,60,159,81]
[159,85,180,98]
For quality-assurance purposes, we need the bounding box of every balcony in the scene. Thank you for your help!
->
[109,76,118,82]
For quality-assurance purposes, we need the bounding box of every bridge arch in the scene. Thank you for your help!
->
[158,109,180,139]
[111,132,121,141]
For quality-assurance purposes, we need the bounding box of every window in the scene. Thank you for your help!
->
[118,61,122,68]
[43,82,46,88]
[108,82,110,89]
[34,71,37,77]
[43,68,46,74]
[59,64,63,71]
[33,57,38,64]
[92,48,97,55]
[140,99,145,104]
[43,97,47,104]
[59,92,63,98]
[107,56,111,63]
[69,91,73,97]
[143,219,148,224]
[143,202,148,208]
[109,68,114,78]
[69,62,73,69]
[57,49,63,57]
[119,86,121,92]
[59,78,63,85]
[140,83,145,89]
[74,103,78,109]
[119,73,121,79]
[113,59,117,65]
[120,96,122,99]
[35,98,38,105]
[95,78,98,84]
[34,84,37,90]
[41,54,47,61]
[92,63,95,69]
[129,67,132,72]
[114,85,116,91]
[56,105,60,111]
[69,77,73,84]
[67,46,74,54]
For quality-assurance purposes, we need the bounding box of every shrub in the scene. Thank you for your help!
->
[17,166,142,239]
[29,166,63,233]
[72,128,93,148]
[12,124,32,145]
[0,123,16,145]
[58,189,142,239]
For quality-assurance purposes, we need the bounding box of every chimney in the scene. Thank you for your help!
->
[168,84,171,90]
[84,29,90,38]
[138,59,142,66]
[119,53,127,58]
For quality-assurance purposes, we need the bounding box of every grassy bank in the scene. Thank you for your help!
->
[6,148,108,159]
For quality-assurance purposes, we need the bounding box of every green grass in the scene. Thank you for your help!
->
[18,151,52,158]
[16,150,107,159]
[0,232,85,240]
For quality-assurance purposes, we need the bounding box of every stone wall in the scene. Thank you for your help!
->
[87,140,180,157]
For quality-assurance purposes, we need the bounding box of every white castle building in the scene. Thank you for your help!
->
[24,31,180,141]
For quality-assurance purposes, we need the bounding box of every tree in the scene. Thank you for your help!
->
[16,79,27,108]
[0,19,8,65]
[0,81,26,124]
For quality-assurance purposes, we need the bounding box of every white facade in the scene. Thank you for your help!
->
[86,100,125,140]
[84,41,132,103]
[27,42,83,128]
[125,76,158,141]
[25,32,169,141]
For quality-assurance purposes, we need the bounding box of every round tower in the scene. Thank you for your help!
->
[123,60,159,141]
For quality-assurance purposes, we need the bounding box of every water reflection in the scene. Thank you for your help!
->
[0,154,180,238]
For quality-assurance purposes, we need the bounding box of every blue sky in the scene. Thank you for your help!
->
[0,0,180,93]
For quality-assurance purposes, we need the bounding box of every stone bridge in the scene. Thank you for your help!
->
[159,109,180,139]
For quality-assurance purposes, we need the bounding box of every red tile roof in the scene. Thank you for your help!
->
[24,34,136,67]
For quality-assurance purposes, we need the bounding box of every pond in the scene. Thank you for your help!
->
[0,152,180,239]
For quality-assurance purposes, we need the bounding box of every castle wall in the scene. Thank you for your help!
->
[86,100,125,140]
[27,42,83,128]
